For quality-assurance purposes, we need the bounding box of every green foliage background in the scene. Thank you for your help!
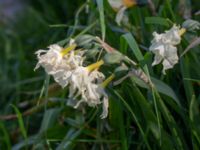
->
[0,0,200,149]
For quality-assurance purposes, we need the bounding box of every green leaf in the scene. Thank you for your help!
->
[122,33,144,62]
[126,85,161,140]
[151,77,180,106]
[39,108,61,133]
[189,95,200,124]
[0,121,11,150]
[56,128,82,150]
[12,135,40,150]
[180,56,194,103]
[11,104,27,139]
[111,90,151,150]
[181,37,200,57]
[97,0,106,40]
[131,75,180,106]
[109,97,128,150]
[145,17,170,27]
[122,33,150,76]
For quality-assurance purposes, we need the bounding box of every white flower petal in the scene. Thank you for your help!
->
[67,66,109,118]
[164,25,181,45]
[115,6,127,25]
[149,25,181,74]
[108,0,123,10]
[152,53,163,66]
[35,43,85,88]
[100,95,109,119]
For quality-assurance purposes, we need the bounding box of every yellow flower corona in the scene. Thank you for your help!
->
[86,60,104,72]
[60,44,77,57]
[122,0,136,8]
[101,74,115,88]
[179,28,186,36]
[108,0,136,25]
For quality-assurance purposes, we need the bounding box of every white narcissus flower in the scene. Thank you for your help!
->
[35,41,85,88]
[34,44,64,73]
[35,40,112,118]
[68,66,105,104]
[53,50,85,88]
[67,62,110,119]
[115,6,127,25]
[149,25,183,74]
[108,0,124,10]
[81,83,109,119]
[108,0,135,25]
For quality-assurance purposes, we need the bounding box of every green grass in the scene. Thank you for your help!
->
[0,0,200,149]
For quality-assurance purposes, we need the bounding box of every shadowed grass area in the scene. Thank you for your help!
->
[0,0,200,149]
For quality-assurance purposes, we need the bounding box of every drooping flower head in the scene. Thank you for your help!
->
[67,60,111,119]
[108,0,136,25]
[35,38,115,119]
[34,40,85,88]
[149,25,186,74]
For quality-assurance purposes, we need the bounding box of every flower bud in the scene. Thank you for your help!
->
[75,34,95,48]
[182,19,200,32]
[103,51,124,64]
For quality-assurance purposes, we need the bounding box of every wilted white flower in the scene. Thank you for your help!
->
[68,66,105,103]
[34,44,64,73]
[108,0,135,25]
[67,62,110,119]
[81,83,109,119]
[149,25,183,74]
[35,42,85,88]
[108,0,124,10]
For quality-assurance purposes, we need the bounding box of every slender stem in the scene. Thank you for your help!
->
[152,88,162,145]
[124,56,137,66]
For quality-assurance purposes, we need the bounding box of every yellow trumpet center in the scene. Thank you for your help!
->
[60,44,77,57]
[122,0,136,8]
[101,74,115,88]
[86,60,104,72]
[179,28,186,36]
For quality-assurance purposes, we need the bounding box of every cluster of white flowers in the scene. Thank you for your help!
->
[34,23,186,119]
[108,0,135,25]
[35,40,110,119]
[149,25,184,74]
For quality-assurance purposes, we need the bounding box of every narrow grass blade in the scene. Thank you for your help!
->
[180,37,200,57]
[145,17,170,27]
[0,121,11,150]
[151,77,180,106]
[97,0,106,40]
[11,104,27,139]
[109,97,128,150]
[112,90,152,150]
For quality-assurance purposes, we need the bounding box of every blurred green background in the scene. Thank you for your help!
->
[0,0,200,149]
